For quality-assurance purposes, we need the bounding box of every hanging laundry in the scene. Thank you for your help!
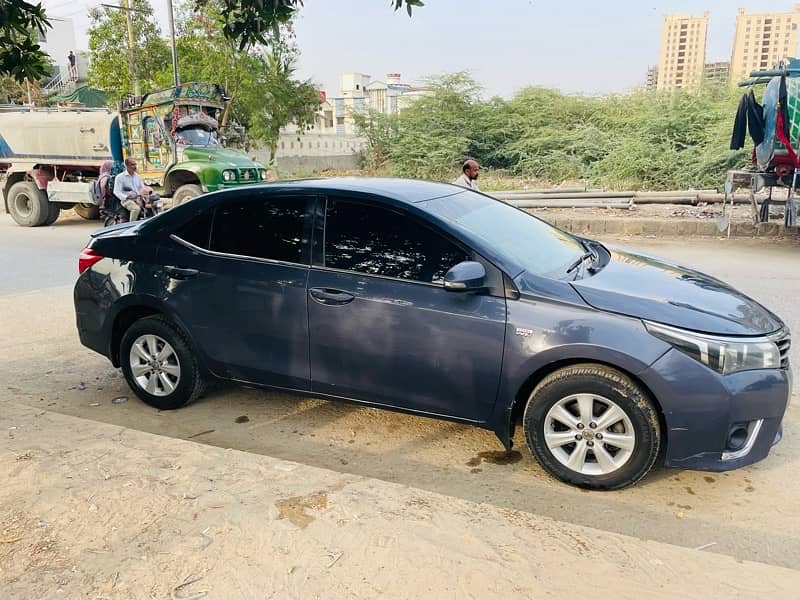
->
[730,90,765,149]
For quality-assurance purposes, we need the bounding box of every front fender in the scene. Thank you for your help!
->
[487,297,671,449]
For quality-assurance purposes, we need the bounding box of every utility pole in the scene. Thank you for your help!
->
[102,3,142,96]
[167,0,180,88]
[122,0,139,96]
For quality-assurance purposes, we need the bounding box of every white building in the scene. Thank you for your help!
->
[38,17,86,81]
[317,72,431,136]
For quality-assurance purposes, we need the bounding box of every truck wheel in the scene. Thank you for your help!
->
[8,181,49,226]
[43,203,61,225]
[75,203,101,220]
[172,184,203,206]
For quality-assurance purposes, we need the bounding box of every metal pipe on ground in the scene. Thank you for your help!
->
[508,200,636,209]
[493,191,635,201]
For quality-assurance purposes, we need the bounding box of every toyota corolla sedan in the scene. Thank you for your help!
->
[74,178,792,489]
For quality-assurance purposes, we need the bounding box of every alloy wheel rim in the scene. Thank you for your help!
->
[543,393,636,476]
[129,334,181,397]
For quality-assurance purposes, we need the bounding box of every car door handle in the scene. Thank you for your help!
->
[163,265,200,280]
[309,287,355,305]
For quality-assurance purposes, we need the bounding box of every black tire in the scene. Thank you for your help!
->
[7,181,49,226]
[75,203,101,220]
[523,364,661,490]
[120,315,206,410]
[103,214,118,228]
[43,202,61,225]
[172,183,203,206]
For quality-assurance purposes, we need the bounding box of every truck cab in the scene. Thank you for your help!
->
[119,82,267,205]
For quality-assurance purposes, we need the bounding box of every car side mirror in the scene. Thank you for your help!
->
[443,261,487,292]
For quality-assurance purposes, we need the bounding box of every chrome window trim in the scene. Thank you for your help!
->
[170,234,309,268]
[310,264,446,289]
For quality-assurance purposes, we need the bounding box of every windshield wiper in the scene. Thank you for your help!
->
[566,251,595,275]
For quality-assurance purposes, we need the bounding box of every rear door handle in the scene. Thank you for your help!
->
[309,287,355,305]
[163,265,200,280]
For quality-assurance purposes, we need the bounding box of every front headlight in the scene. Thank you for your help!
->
[645,321,780,375]
[222,170,235,182]
[259,169,267,180]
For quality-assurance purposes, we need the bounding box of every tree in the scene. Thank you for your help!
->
[154,1,319,160]
[0,0,50,82]
[4,0,423,81]
[244,37,320,165]
[87,0,171,98]
[199,0,424,50]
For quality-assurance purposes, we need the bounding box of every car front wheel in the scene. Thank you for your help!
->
[523,363,661,490]
[120,315,206,410]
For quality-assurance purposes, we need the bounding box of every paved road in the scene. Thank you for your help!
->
[0,212,98,294]
[2,212,800,571]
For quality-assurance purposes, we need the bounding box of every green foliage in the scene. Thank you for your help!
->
[0,0,51,82]
[152,1,319,159]
[87,0,171,98]
[243,38,320,164]
[357,74,751,190]
[4,0,424,84]
[194,0,424,50]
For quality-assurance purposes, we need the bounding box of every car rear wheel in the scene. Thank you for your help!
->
[120,315,205,410]
[523,364,661,490]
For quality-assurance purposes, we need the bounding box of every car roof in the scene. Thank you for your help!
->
[251,177,465,204]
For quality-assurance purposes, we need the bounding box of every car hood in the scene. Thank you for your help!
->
[569,246,783,336]
[182,146,263,168]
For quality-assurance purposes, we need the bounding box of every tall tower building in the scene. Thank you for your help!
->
[656,12,709,91]
[730,5,800,85]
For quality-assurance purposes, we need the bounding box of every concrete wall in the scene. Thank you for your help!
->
[251,132,366,174]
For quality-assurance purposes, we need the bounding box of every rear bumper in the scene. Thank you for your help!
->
[74,269,115,362]
[640,348,791,471]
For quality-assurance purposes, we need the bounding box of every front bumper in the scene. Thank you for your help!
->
[640,348,791,471]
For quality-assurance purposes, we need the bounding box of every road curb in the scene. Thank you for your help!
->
[529,213,800,238]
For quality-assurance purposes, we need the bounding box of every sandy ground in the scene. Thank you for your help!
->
[2,400,800,600]
[1,215,800,597]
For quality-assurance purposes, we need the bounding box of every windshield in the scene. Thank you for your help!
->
[175,127,219,147]
[423,190,584,278]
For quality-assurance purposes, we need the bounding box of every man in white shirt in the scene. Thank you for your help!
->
[452,159,480,190]
[113,158,159,221]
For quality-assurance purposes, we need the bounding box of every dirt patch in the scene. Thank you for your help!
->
[466,450,523,467]
[275,492,329,528]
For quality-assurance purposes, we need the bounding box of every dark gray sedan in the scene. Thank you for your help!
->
[74,178,791,489]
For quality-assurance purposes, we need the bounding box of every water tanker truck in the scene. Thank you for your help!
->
[0,81,267,226]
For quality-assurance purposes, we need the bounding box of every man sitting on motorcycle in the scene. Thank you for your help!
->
[113,157,161,221]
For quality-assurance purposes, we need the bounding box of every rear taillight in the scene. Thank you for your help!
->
[78,248,103,274]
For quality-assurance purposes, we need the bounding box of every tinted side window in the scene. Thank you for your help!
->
[324,199,468,283]
[210,195,307,263]
[174,210,213,249]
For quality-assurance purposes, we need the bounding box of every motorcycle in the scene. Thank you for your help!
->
[102,193,161,227]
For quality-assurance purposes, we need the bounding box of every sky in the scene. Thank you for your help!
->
[47,0,800,97]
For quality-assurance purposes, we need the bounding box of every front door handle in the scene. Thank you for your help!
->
[309,287,355,305]
[163,265,200,280]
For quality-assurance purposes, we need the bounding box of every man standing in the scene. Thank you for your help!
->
[113,158,160,221]
[453,159,480,190]
[67,51,77,80]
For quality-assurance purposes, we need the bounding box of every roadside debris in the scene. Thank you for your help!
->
[695,542,717,551]
[111,396,128,404]
[235,416,249,424]
[171,574,207,600]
